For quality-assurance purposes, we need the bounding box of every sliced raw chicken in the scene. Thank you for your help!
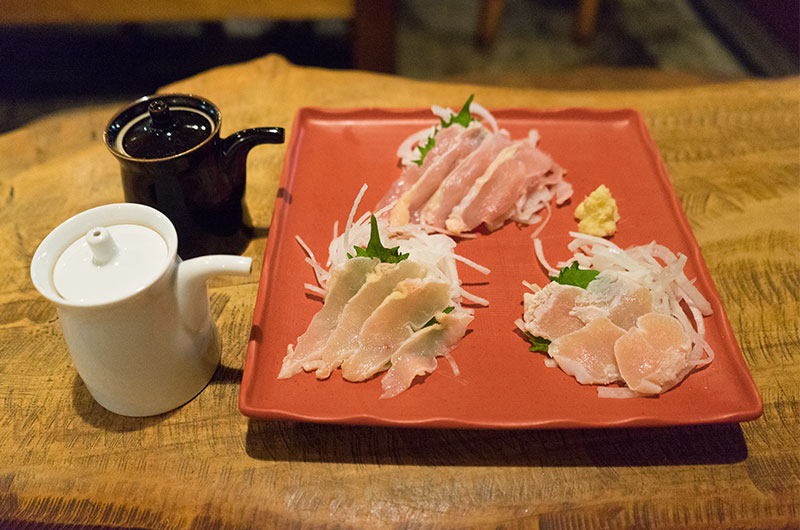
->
[523,283,586,341]
[572,271,654,330]
[390,123,489,226]
[378,125,467,213]
[446,131,556,234]
[340,278,451,382]
[379,310,473,399]
[419,130,512,228]
[548,316,626,385]
[279,257,378,378]
[313,260,429,379]
[614,312,692,395]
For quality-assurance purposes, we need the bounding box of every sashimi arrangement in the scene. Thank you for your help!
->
[279,185,488,398]
[279,96,715,400]
[379,95,573,236]
[519,232,715,397]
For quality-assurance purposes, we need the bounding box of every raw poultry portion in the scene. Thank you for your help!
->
[614,312,693,394]
[420,130,512,227]
[519,232,714,396]
[380,96,572,236]
[390,122,490,226]
[278,256,377,378]
[548,316,625,385]
[281,185,489,398]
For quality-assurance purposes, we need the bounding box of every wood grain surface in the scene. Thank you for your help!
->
[1,55,798,528]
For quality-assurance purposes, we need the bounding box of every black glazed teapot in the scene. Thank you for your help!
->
[104,94,284,258]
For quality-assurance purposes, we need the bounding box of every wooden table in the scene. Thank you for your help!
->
[1,55,798,528]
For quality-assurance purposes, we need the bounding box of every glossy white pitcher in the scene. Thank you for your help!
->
[30,203,252,416]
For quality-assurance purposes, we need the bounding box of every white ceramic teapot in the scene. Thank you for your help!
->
[30,203,252,416]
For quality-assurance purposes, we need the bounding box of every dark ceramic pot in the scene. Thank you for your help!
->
[104,94,284,258]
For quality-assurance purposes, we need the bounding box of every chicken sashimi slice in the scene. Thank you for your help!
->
[572,271,654,330]
[390,123,488,226]
[548,316,626,385]
[340,279,451,382]
[523,283,586,341]
[378,125,466,212]
[279,257,378,379]
[379,310,473,398]
[419,129,512,228]
[614,312,692,395]
[446,131,555,234]
[313,260,429,379]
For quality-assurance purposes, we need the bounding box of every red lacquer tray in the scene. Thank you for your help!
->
[238,106,762,428]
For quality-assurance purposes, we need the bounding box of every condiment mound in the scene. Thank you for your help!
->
[239,106,762,429]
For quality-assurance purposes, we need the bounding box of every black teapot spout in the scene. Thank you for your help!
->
[221,127,285,181]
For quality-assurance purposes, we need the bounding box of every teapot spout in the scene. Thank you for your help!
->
[177,255,252,333]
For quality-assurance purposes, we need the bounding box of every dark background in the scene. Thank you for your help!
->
[1,0,797,133]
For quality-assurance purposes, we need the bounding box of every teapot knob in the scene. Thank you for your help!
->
[148,99,172,129]
[86,227,119,266]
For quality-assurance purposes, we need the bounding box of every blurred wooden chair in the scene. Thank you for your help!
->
[477,0,601,48]
[0,0,399,72]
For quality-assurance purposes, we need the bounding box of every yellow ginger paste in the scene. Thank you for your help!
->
[574,185,620,237]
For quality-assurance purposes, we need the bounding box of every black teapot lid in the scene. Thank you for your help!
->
[105,94,220,160]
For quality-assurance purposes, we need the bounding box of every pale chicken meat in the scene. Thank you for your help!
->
[340,278,452,382]
[446,131,559,234]
[378,124,467,214]
[279,257,378,379]
[313,260,429,379]
[379,310,473,399]
[614,312,692,395]
[571,270,654,330]
[523,283,586,341]
[419,130,512,228]
[548,316,626,385]
[390,123,489,226]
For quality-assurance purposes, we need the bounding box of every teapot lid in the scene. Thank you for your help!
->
[105,94,220,161]
[53,224,168,303]
[115,99,214,159]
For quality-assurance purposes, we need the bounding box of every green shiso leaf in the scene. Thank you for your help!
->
[440,94,475,129]
[347,214,409,264]
[549,261,600,289]
[524,332,551,353]
[413,134,437,167]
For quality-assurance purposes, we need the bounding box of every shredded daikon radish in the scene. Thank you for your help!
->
[431,105,454,121]
[533,238,560,277]
[303,283,326,297]
[397,125,437,166]
[469,101,498,133]
[296,235,329,288]
[443,352,461,376]
[597,387,640,399]
[342,183,368,257]
[453,253,491,275]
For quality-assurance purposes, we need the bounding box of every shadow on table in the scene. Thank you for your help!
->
[245,419,748,467]
[71,361,242,432]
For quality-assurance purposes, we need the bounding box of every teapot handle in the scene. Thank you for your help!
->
[220,127,285,177]
[177,255,253,333]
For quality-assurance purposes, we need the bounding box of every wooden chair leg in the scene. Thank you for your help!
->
[477,0,506,49]
[353,0,398,73]
[573,0,600,42]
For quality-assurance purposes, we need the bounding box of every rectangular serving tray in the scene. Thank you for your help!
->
[238,106,762,429]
